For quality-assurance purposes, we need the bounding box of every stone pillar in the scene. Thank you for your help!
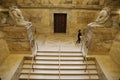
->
[0,31,10,64]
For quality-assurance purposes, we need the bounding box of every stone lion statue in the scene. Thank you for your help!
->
[9,6,32,27]
[88,7,112,28]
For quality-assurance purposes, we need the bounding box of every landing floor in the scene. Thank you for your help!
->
[36,34,82,52]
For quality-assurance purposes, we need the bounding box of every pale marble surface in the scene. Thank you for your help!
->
[87,28,117,55]
[0,53,120,80]
[0,54,30,80]
[1,26,32,52]
[110,32,120,66]
[36,34,82,52]
[0,31,10,65]
[0,34,120,80]
[90,55,120,80]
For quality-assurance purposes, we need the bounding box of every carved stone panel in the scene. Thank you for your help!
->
[0,26,33,53]
[15,0,103,7]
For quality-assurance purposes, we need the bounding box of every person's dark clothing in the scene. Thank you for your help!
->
[77,31,82,43]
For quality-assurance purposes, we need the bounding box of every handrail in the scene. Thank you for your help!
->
[28,40,38,80]
[58,40,61,80]
[81,36,91,78]
[28,54,34,80]
[81,36,91,79]
[32,41,38,71]
[81,37,88,71]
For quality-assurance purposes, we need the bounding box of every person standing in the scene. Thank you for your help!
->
[76,29,82,43]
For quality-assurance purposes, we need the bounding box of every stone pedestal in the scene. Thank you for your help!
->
[0,26,34,54]
[86,27,117,55]
[0,31,10,64]
[110,32,120,66]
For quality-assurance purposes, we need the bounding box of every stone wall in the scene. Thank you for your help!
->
[0,31,10,65]
[105,0,120,7]
[87,28,117,55]
[0,0,105,7]
[21,9,98,34]
[110,32,120,66]
[106,8,120,66]
[0,26,33,54]
[1,0,120,8]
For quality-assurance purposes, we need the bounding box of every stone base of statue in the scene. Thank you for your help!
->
[88,20,112,28]
[0,25,34,54]
[110,32,120,66]
[85,26,118,55]
[0,31,10,64]
[88,22,105,28]
[16,21,32,29]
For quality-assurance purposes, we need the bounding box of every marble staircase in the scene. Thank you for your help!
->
[18,52,104,80]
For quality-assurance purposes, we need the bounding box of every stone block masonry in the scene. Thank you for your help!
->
[0,26,34,53]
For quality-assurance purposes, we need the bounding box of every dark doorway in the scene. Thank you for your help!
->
[54,13,67,33]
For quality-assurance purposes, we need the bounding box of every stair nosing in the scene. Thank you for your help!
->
[21,67,97,70]
[23,63,96,65]
[20,72,99,75]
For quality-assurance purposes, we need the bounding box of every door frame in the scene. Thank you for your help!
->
[50,11,70,34]
[54,13,67,33]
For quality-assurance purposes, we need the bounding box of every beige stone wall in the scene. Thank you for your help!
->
[0,0,105,7]
[22,9,98,34]
[1,0,120,8]
[88,28,117,55]
[110,32,120,66]
[0,26,33,53]
[0,31,10,65]
[109,11,120,66]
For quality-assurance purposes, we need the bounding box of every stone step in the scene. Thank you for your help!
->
[23,62,95,65]
[22,64,96,69]
[21,67,97,71]
[35,56,84,61]
[36,53,83,57]
[18,52,101,80]
[24,60,95,65]
[20,74,99,80]
[21,72,98,75]
[21,69,98,74]
[37,51,82,53]
[32,59,84,61]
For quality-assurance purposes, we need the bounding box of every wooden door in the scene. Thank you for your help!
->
[54,13,67,33]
